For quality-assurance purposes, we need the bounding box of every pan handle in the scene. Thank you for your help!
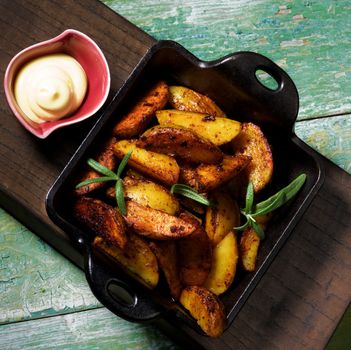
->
[215,51,299,132]
[84,245,161,322]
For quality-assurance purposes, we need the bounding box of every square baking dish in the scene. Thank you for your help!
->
[46,40,324,337]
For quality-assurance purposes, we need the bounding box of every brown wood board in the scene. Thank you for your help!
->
[0,1,350,349]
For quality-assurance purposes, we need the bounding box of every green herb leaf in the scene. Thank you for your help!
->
[75,176,118,189]
[115,179,126,216]
[117,151,133,178]
[251,220,265,240]
[255,174,306,213]
[252,191,285,218]
[87,158,118,178]
[244,182,254,213]
[234,219,250,231]
[233,173,307,240]
[171,184,212,206]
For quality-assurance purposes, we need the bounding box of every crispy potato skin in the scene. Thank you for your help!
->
[231,122,273,192]
[178,213,212,286]
[94,234,159,289]
[205,191,240,246]
[138,125,223,164]
[156,109,241,146]
[113,81,169,138]
[113,140,180,186]
[204,231,238,295]
[106,176,180,215]
[149,241,182,299]
[73,197,127,249]
[168,86,227,118]
[125,200,196,240]
[239,227,260,272]
[180,154,250,193]
[179,286,227,337]
[75,137,117,196]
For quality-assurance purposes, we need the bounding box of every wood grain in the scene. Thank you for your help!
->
[0,308,179,350]
[295,115,351,173]
[0,0,350,349]
[104,0,351,120]
[0,208,100,325]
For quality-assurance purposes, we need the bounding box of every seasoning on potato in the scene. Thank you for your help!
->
[113,80,169,138]
[72,80,282,338]
[156,109,241,146]
[74,197,127,249]
[93,233,159,289]
[168,85,227,118]
[231,122,273,192]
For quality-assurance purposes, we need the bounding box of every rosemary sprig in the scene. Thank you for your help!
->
[170,184,212,206]
[235,174,307,240]
[75,151,133,215]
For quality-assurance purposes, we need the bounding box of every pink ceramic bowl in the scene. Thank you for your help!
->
[4,29,110,139]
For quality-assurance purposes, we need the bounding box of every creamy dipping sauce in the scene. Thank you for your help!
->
[14,53,87,124]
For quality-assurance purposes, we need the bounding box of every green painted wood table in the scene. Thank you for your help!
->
[0,0,350,349]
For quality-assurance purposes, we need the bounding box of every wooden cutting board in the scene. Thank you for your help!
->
[0,1,350,349]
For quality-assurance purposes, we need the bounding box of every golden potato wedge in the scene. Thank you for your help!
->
[179,286,227,337]
[239,227,261,272]
[180,154,250,193]
[205,191,240,246]
[112,80,168,138]
[125,200,196,240]
[149,241,182,299]
[178,213,212,286]
[106,176,180,215]
[168,86,227,118]
[203,232,238,295]
[93,234,159,289]
[137,126,223,164]
[231,122,273,192]
[75,137,117,196]
[113,140,180,186]
[156,110,241,146]
[73,197,127,249]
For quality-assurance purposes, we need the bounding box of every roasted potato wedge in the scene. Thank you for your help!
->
[149,241,182,299]
[178,213,212,286]
[180,154,250,193]
[205,191,240,246]
[113,140,180,186]
[73,197,127,249]
[168,86,227,118]
[125,200,196,240]
[203,231,238,295]
[179,286,227,337]
[156,110,241,146]
[138,125,223,164]
[231,122,273,192]
[239,227,261,272]
[93,233,159,289]
[75,137,117,196]
[113,80,168,138]
[106,176,180,215]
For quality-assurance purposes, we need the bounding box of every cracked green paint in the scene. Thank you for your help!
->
[0,208,101,324]
[1,0,351,349]
[103,0,351,120]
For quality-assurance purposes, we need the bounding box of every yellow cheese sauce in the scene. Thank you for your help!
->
[14,53,87,124]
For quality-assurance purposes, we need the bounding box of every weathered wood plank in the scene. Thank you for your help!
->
[0,208,100,325]
[103,0,351,120]
[295,115,351,173]
[0,308,179,350]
